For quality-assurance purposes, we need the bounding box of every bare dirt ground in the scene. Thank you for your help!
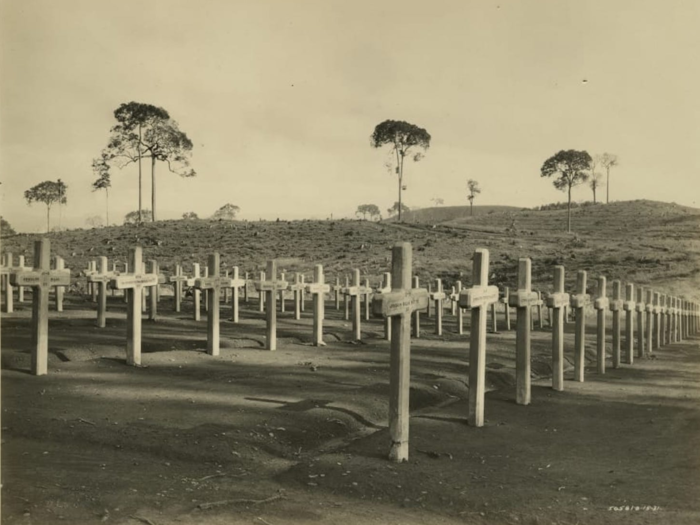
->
[2,290,699,525]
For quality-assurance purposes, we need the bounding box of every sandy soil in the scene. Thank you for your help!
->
[2,291,699,525]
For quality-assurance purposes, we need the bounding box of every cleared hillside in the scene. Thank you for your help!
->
[391,205,521,223]
[2,200,699,299]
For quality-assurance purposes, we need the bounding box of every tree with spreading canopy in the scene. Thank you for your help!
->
[124,209,153,224]
[100,102,195,223]
[92,155,112,225]
[24,180,67,233]
[467,179,481,216]
[211,203,240,221]
[540,149,592,232]
[599,152,619,204]
[355,204,381,221]
[431,197,444,207]
[370,120,431,222]
[387,201,410,218]
[182,211,199,220]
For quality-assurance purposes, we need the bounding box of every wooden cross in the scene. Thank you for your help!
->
[194,252,233,356]
[593,276,609,374]
[412,276,422,338]
[307,265,331,346]
[371,242,429,462]
[169,264,187,313]
[300,274,307,312]
[635,287,646,358]
[1,252,16,313]
[17,255,27,303]
[361,278,372,321]
[508,258,538,405]
[54,256,67,312]
[342,275,351,320]
[609,280,623,368]
[546,265,569,391]
[10,239,71,375]
[570,270,589,383]
[254,261,288,351]
[500,286,511,331]
[257,270,266,312]
[228,266,246,323]
[430,278,447,336]
[278,271,288,313]
[190,263,203,321]
[147,260,166,321]
[622,283,635,364]
[454,280,464,334]
[87,256,118,328]
[645,289,654,355]
[288,273,306,320]
[83,260,98,302]
[342,270,362,340]
[333,277,342,310]
[653,291,661,350]
[377,272,392,340]
[458,249,499,427]
[110,246,158,366]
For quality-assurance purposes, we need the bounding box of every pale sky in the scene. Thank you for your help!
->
[1,0,698,232]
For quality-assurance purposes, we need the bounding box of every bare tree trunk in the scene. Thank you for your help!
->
[567,186,572,233]
[106,189,109,226]
[470,201,473,216]
[151,156,157,222]
[593,186,597,204]
[138,124,143,224]
[606,167,610,204]
[46,205,51,233]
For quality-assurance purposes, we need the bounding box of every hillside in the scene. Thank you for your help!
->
[390,205,521,223]
[2,200,699,299]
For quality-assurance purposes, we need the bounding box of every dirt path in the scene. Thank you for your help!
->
[2,297,699,524]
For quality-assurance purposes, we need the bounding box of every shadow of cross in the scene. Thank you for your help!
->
[371,242,429,463]
[244,397,382,429]
[11,239,71,376]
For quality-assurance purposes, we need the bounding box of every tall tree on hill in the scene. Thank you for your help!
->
[370,120,431,222]
[599,153,619,204]
[24,180,67,233]
[589,171,602,204]
[387,201,410,218]
[100,102,195,223]
[92,155,112,225]
[467,179,481,216]
[540,150,592,233]
[211,203,240,221]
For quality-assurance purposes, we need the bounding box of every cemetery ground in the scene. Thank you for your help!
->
[2,199,700,524]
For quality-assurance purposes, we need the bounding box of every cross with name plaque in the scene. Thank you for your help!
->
[228,266,247,323]
[371,242,429,462]
[645,289,654,355]
[255,261,288,350]
[169,264,187,313]
[376,272,392,340]
[622,283,635,364]
[508,258,538,405]
[288,273,305,320]
[87,256,118,328]
[546,265,569,391]
[430,279,447,336]
[570,270,590,382]
[593,276,609,374]
[609,280,623,368]
[342,270,362,340]
[458,249,499,427]
[194,253,232,356]
[635,287,646,357]
[110,246,158,366]
[10,239,71,375]
[307,264,331,346]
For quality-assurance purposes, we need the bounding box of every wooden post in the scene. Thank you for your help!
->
[148,260,158,321]
[502,287,511,331]
[459,249,499,427]
[412,276,421,338]
[279,271,287,313]
[4,252,13,313]
[334,277,341,310]
[371,242,429,462]
[610,280,622,369]
[594,276,609,374]
[194,253,232,356]
[430,278,446,336]
[193,263,202,321]
[571,270,589,382]
[377,272,392,340]
[623,283,635,365]
[343,275,350,320]
[645,289,653,355]
[308,265,330,346]
[229,267,246,323]
[258,271,265,312]
[17,255,25,303]
[11,240,71,375]
[509,258,538,405]
[636,287,646,357]
[546,265,569,391]
[456,281,464,335]
[363,278,371,321]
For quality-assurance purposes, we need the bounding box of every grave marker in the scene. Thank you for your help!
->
[192,263,202,321]
[194,253,233,356]
[458,249,499,427]
[570,270,589,382]
[377,272,392,340]
[343,275,351,320]
[430,278,447,336]
[169,264,187,313]
[333,277,342,310]
[412,276,422,338]
[87,256,118,328]
[455,280,464,335]
[288,273,305,320]
[255,261,288,351]
[11,240,71,375]
[308,264,330,346]
[658,294,666,347]
[110,246,158,366]
[594,276,609,374]
[509,258,538,405]
[501,287,511,331]
[645,289,653,355]
[362,278,372,321]
[623,283,635,364]
[371,242,429,462]
[546,265,569,391]
[17,255,26,303]
[2,252,14,313]
[228,267,246,323]
[258,270,266,312]
[610,280,623,368]
[636,287,646,357]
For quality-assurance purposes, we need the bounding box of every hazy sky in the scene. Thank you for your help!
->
[1,0,698,232]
